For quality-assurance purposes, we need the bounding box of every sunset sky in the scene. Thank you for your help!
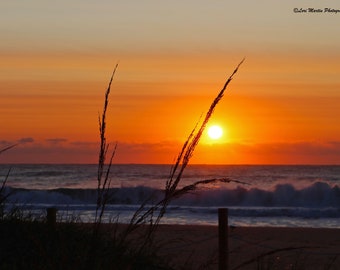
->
[1,1,340,164]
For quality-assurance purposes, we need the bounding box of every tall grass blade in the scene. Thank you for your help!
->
[122,59,245,249]
[0,144,18,155]
[95,63,119,225]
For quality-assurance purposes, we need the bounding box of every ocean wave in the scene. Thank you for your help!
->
[4,181,340,208]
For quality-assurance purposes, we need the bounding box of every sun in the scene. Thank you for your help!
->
[207,125,223,140]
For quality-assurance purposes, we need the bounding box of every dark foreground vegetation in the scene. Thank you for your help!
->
[0,219,173,270]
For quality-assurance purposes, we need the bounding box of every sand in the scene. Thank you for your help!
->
[150,225,340,270]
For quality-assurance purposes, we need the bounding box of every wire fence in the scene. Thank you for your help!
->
[45,207,340,269]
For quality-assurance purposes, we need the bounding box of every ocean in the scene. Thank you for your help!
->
[1,164,340,228]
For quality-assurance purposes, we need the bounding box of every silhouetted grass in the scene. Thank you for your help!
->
[117,59,245,249]
[0,144,17,155]
[77,59,246,268]
[95,63,119,226]
[0,145,16,219]
[0,169,10,212]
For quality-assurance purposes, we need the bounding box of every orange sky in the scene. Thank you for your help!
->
[1,1,340,164]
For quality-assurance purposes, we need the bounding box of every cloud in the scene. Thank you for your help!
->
[254,141,340,156]
[70,141,97,147]
[17,137,34,143]
[45,138,68,144]
[2,139,340,164]
[0,140,13,146]
[0,139,98,163]
[210,140,340,164]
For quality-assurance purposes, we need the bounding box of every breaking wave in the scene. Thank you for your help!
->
[4,181,340,209]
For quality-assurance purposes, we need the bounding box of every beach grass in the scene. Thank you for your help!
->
[86,59,245,259]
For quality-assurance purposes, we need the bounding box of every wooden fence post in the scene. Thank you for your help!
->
[46,207,57,230]
[218,208,229,270]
